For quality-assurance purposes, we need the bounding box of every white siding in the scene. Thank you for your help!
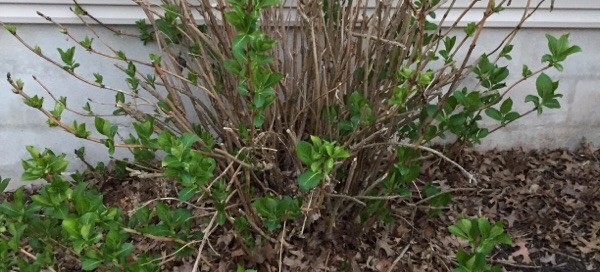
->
[0,0,599,27]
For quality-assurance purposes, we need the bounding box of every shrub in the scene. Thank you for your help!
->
[0,0,580,270]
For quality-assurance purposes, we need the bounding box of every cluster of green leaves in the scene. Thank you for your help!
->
[126,117,157,164]
[224,0,283,127]
[401,34,580,146]
[390,68,434,107]
[339,92,376,132]
[135,19,154,45]
[80,36,94,51]
[3,24,17,35]
[296,136,350,190]
[449,217,512,272]
[57,47,80,72]
[363,147,421,223]
[95,117,118,155]
[20,146,68,181]
[484,98,520,126]
[0,146,221,270]
[156,3,184,44]
[363,147,451,222]
[129,203,202,251]
[474,55,509,91]
[542,34,582,72]
[125,61,140,92]
[0,148,162,271]
[525,73,562,114]
[24,95,44,109]
[322,91,377,134]
[158,132,217,202]
[253,196,303,231]
[47,96,66,127]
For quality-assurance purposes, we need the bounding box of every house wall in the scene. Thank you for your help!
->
[1,1,599,189]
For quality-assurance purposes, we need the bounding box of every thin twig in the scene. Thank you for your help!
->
[355,142,477,184]
[191,212,219,272]
[327,193,367,206]
[386,239,413,272]
[492,259,542,269]
[278,221,287,272]
[412,188,494,206]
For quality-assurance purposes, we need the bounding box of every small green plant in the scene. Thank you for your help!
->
[57,46,80,72]
[449,217,512,272]
[253,195,303,231]
[296,136,350,190]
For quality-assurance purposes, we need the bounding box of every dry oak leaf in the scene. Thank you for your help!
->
[511,241,532,264]
[577,236,600,254]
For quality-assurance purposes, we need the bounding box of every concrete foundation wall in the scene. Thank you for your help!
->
[1,24,599,189]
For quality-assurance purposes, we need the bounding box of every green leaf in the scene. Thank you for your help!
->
[80,36,93,50]
[500,44,513,60]
[224,59,242,74]
[24,95,44,109]
[484,108,502,121]
[455,218,473,239]
[81,257,102,271]
[333,146,350,159]
[464,22,476,37]
[253,196,278,219]
[296,141,313,165]
[546,34,559,57]
[504,112,520,122]
[4,24,17,35]
[180,133,199,150]
[543,98,561,109]
[31,195,52,207]
[562,45,582,58]
[125,61,137,78]
[231,34,250,61]
[253,114,265,128]
[522,65,532,77]
[114,243,135,258]
[263,72,283,88]
[80,224,92,240]
[500,98,513,114]
[449,225,469,240]
[477,218,492,239]
[524,95,539,105]
[0,177,10,193]
[0,203,20,217]
[536,73,555,98]
[116,50,127,60]
[554,63,564,72]
[62,218,80,237]
[91,73,103,85]
[424,184,451,207]
[298,170,324,191]
[178,187,197,201]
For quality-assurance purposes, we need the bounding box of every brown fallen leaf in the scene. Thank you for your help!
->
[511,241,532,264]
[577,236,600,254]
[539,253,556,265]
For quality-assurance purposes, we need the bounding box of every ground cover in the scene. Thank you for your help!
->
[9,144,595,271]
